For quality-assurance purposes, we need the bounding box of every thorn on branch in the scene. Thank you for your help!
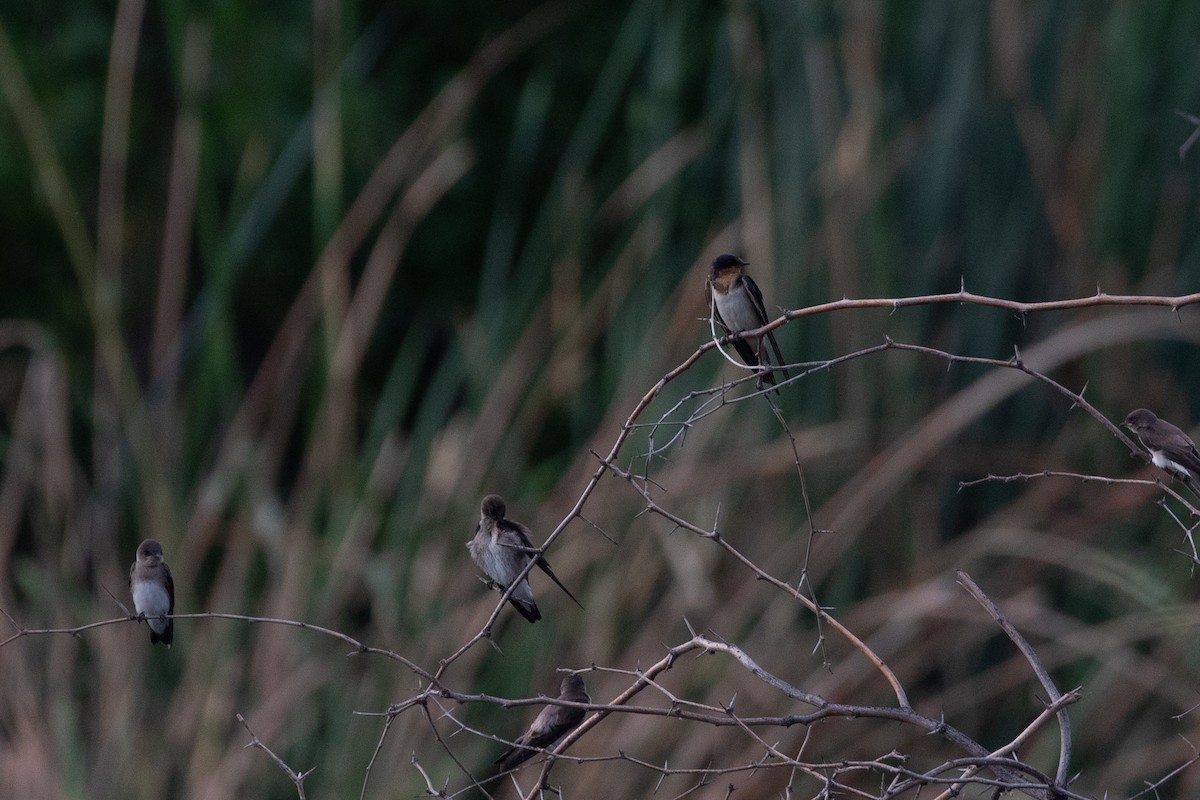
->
[237,713,314,799]
[1068,381,1089,412]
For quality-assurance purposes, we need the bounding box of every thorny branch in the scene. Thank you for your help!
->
[237,713,315,800]
[956,571,1073,790]
[7,290,1200,798]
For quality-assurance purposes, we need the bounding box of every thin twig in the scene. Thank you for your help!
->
[957,571,1072,789]
[237,713,315,800]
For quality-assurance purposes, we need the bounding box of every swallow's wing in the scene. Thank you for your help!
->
[164,563,175,614]
[739,274,771,327]
[534,557,585,609]
[1159,421,1200,474]
[494,742,530,770]
[1144,422,1200,472]
[525,707,579,750]
[763,329,790,380]
[494,703,583,770]
[509,522,584,610]
[162,562,176,646]
[494,706,549,769]
[741,274,789,382]
[1139,419,1182,451]
[1178,437,1200,475]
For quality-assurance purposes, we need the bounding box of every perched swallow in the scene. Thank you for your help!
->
[706,254,790,390]
[1123,408,1200,487]
[467,494,583,623]
[495,673,589,771]
[129,539,175,646]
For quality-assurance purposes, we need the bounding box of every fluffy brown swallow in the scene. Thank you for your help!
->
[1123,408,1200,486]
[706,254,790,391]
[129,539,175,646]
[495,673,589,771]
[467,494,583,623]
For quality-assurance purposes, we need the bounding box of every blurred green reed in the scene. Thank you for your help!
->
[2,1,1200,797]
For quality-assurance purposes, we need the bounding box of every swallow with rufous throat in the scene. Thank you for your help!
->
[467,494,583,623]
[706,254,790,391]
[495,673,589,771]
[130,539,175,646]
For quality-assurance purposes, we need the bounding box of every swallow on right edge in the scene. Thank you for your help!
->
[706,254,790,391]
[495,673,589,771]
[467,494,584,623]
[1123,408,1200,487]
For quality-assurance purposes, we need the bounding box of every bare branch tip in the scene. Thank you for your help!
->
[0,607,22,632]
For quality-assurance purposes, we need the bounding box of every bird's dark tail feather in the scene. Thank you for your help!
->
[509,596,541,623]
[494,745,535,771]
[149,619,173,647]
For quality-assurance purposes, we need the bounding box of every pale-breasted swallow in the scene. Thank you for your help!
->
[495,673,589,771]
[1123,408,1200,487]
[129,539,175,646]
[706,254,790,390]
[467,494,583,623]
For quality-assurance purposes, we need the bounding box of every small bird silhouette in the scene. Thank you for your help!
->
[1123,408,1200,488]
[467,494,583,623]
[129,539,175,646]
[495,673,589,771]
[706,254,790,391]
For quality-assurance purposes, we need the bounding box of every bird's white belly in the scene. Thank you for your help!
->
[1151,451,1189,475]
[469,537,534,606]
[133,582,171,633]
[476,542,518,585]
[714,290,761,333]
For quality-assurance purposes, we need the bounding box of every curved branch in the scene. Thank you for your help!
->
[956,571,1071,790]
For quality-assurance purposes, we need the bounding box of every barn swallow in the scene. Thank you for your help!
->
[1123,408,1200,488]
[467,494,583,623]
[129,539,175,646]
[495,673,589,771]
[706,254,790,391]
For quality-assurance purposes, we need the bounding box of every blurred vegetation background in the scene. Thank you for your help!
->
[2,1,1200,797]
